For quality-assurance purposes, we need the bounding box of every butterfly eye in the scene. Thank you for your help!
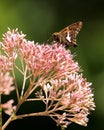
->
[53,33,60,42]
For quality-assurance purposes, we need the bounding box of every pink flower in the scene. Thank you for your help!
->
[41,74,95,127]
[0,72,14,95]
[20,43,79,80]
[1,100,16,115]
[0,54,12,72]
[1,28,25,60]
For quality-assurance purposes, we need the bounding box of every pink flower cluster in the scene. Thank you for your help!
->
[0,72,14,95]
[0,54,15,115]
[1,100,16,115]
[39,73,95,127]
[1,28,25,60]
[20,43,79,80]
[0,28,95,129]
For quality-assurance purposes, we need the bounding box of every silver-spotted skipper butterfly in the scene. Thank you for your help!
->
[51,21,82,48]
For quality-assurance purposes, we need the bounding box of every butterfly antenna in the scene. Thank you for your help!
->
[46,36,53,44]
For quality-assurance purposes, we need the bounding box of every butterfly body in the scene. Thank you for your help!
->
[52,21,82,47]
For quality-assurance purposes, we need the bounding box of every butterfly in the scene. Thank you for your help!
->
[51,21,82,48]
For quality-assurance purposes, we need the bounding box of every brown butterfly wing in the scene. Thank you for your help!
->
[60,21,82,47]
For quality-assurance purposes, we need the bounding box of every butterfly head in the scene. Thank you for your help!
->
[52,32,60,42]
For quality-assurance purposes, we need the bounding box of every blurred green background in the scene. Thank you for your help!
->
[1,0,104,129]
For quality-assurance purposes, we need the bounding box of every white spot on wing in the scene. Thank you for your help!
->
[66,32,71,42]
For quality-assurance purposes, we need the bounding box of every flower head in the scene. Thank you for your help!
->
[20,43,79,80]
[0,54,12,73]
[1,100,16,115]
[0,72,14,95]
[1,28,25,60]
